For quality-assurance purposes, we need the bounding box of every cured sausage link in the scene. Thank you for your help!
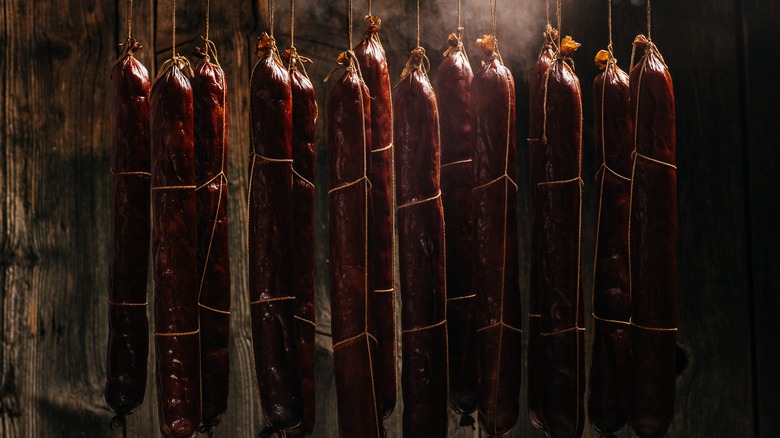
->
[527,30,556,430]
[248,34,302,432]
[285,48,318,438]
[628,35,677,438]
[436,30,476,424]
[537,37,585,438]
[394,47,448,438]
[192,42,231,433]
[353,15,397,420]
[105,39,151,423]
[327,51,381,438]
[588,49,632,436]
[150,57,200,438]
[472,36,521,437]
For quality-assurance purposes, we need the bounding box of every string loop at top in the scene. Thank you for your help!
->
[290,0,295,47]
[647,0,652,40]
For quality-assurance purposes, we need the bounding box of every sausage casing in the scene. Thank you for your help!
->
[628,37,677,438]
[106,42,151,420]
[436,31,476,422]
[588,51,632,435]
[536,37,585,438]
[472,36,521,437]
[527,37,555,431]
[285,52,318,438]
[192,50,231,431]
[353,16,397,420]
[327,52,382,438]
[394,47,448,438]
[151,59,200,438]
[249,35,303,431]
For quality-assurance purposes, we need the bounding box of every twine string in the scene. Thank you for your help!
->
[457,0,461,29]
[205,0,210,41]
[417,0,421,47]
[290,0,295,47]
[368,0,372,15]
[270,0,275,37]
[556,0,561,46]
[172,0,176,57]
[349,0,353,48]
[491,0,497,38]
[127,0,133,39]
[546,0,550,25]
[647,0,652,40]
[608,0,613,53]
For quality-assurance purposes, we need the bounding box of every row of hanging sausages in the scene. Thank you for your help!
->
[105,15,676,438]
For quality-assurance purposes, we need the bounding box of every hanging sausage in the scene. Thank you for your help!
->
[527,21,556,433]
[536,27,586,437]
[353,11,397,421]
[327,46,382,437]
[472,25,522,436]
[150,5,200,434]
[588,2,632,433]
[283,1,318,433]
[105,4,150,427]
[436,10,476,427]
[394,18,448,435]
[628,19,678,438]
[192,5,231,431]
[249,24,303,432]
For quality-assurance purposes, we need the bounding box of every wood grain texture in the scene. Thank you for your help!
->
[741,1,780,437]
[0,0,770,436]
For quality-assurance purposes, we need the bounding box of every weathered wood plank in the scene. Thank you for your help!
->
[741,1,780,437]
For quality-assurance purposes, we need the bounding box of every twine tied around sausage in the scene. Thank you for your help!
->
[399,46,431,81]
[627,34,678,335]
[591,45,631,329]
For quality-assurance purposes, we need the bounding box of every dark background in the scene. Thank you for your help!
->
[0,0,777,436]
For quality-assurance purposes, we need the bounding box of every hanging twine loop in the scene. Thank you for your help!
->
[152,0,193,86]
[194,0,220,66]
[400,46,430,80]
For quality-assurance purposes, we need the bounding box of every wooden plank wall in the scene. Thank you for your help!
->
[0,0,774,436]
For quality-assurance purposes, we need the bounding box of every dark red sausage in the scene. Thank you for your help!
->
[394,47,448,438]
[105,39,150,423]
[284,49,317,438]
[327,51,382,438]
[536,37,585,438]
[435,30,476,424]
[472,36,521,437]
[150,57,200,438]
[248,34,303,432]
[527,29,555,431]
[588,49,632,436]
[628,35,677,438]
[192,44,231,433]
[353,15,397,420]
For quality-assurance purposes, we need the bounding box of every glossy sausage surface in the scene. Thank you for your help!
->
[527,38,555,431]
[472,38,521,437]
[353,16,397,420]
[192,52,231,432]
[589,53,632,435]
[106,43,151,421]
[151,60,200,438]
[394,47,448,438]
[286,56,317,438]
[628,38,677,438]
[327,53,382,438]
[536,38,585,438]
[249,36,303,431]
[435,32,476,424]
